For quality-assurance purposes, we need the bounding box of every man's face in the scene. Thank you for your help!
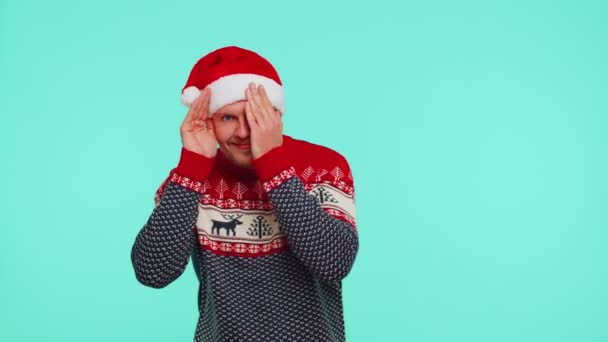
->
[211,100,253,169]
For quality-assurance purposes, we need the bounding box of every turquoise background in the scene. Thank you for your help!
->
[1,0,607,340]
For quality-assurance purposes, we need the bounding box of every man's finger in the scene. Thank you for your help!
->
[245,99,258,128]
[257,84,275,121]
[184,89,204,124]
[249,83,266,115]
[258,85,274,112]
[246,87,260,120]
[198,88,210,120]
[198,88,212,116]
[249,84,271,124]
[205,118,214,132]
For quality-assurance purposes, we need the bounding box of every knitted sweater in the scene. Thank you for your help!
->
[130,134,358,342]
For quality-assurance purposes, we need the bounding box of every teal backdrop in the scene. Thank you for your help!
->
[1,0,607,341]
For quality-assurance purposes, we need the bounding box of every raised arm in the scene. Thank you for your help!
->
[253,146,359,283]
[244,83,358,282]
[131,86,217,288]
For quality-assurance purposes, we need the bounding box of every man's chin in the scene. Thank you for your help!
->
[221,146,253,168]
[232,153,254,169]
[236,159,253,169]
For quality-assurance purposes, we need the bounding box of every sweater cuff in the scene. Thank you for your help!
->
[253,145,296,192]
[175,147,215,183]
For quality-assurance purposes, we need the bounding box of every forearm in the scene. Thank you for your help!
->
[131,182,200,288]
[269,175,359,283]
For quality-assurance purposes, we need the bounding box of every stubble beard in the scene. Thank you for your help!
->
[224,136,250,167]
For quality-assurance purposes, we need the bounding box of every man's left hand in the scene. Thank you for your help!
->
[245,82,283,159]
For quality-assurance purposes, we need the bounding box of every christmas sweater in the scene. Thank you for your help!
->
[130,134,358,342]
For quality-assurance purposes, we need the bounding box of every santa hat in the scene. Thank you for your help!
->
[180,46,284,117]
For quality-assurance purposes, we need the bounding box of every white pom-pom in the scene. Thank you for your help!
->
[180,86,201,106]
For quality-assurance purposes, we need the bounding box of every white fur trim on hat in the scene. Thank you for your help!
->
[181,73,284,118]
[180,86,201,107]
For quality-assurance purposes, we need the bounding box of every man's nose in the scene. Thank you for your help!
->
[235,117,250,138]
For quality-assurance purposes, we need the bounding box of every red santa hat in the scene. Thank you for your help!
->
[180,46,284,117]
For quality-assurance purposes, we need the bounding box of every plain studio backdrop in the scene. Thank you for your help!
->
[1,0,607,341]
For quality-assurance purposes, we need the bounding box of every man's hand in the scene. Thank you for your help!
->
[245,82,283,159]
[180,87,217,158]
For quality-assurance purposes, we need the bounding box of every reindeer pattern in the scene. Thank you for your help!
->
[210,213,244,236]
[188,159,354,252]
[197,206,283,242]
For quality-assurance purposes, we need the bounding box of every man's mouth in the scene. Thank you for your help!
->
[233,143,251,150]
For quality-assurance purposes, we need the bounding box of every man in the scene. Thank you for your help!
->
[130,46,358,342]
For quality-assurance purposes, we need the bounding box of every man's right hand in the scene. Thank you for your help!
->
[179,87,217,158]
